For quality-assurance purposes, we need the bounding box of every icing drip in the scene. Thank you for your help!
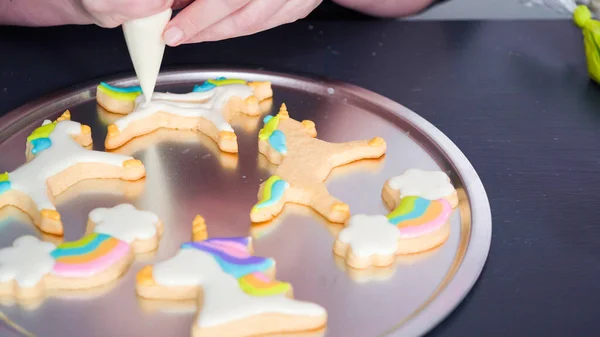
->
[114,83,253,132]
[0,172,10,195]
[151,245,326,328]
[0,236,56,287]
[30,138,52,155]
[98,82,142,101]
[387,196,452,238]
[252,176,289,212]
[51,233,130,277]
[388,169,455,200]
[8,120,134,211]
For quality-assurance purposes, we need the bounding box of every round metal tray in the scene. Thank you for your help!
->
[0,69,491,337]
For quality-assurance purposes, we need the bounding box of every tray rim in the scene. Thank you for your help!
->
[0,67,492,337]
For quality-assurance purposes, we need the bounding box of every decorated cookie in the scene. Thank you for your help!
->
[250,104,387,224]
[334,182,455,269]
[0,111,146,235]
[382,168,458,210]
[0,204,162,300]
[136,215,327,337]
[101,78,273,153]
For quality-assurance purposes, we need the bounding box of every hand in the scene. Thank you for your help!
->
[163,0,323,46]
[80,0,174,28]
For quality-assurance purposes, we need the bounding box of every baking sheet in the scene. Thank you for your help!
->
[0,69,491,337]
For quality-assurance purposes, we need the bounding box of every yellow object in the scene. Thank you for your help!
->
[574,5,600,84]
[97,83,141,101]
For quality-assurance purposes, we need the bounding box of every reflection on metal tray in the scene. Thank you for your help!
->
[0,69,491,337]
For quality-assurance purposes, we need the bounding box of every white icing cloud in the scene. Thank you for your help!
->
[90,204,159,243]
[0,236,56,287]
[337,215,400,257]
[388,168,455,200]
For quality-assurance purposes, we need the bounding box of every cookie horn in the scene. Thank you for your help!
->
[192,215,207,242]
[277,103,289,118]
[57,110,71,122]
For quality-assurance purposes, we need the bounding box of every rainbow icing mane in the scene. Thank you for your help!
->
[50,233,130,277]
[97,82,142,101]
[183,237,290,296]
[387,196,452,238]
[252,176,289,213]
[193,77,247,92]
[27,121,56,155]
[259,115,287,154]
[0,172,10,195]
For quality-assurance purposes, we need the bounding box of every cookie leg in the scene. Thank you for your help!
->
[327,137,387,167]
[226,96,261,117]
[0,190,64,235]
[40,209,63,235]
[309,184,350,224]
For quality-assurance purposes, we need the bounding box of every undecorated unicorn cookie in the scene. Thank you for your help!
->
[100,78,273,153]
[0,204,162,300]
[382,168,458,210]
[250,104,387,224]
[136,216,327,337]
[334,174,457,269]
[0,111,146,235]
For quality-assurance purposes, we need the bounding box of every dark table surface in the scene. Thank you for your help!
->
[1,17,599,337]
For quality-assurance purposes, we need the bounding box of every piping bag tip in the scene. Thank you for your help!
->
[122,8,172,104]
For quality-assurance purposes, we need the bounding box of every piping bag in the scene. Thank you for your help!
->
[521,1,600,84]
[122,9,172,103]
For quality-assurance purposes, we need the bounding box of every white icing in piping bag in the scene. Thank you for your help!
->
[122,9,172,103]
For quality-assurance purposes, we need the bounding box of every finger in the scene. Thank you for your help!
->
[260,0,321,31]
[181,0,288,44]
[164,0,252,46]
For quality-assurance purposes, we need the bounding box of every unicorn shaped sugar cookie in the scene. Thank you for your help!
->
[98,78,273,153]
[136,215,327,337]
[0,111,146,235]
[250,103,387,224]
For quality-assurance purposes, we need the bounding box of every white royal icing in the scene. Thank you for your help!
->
[90,203,159,243]
[137,90,215,104]
[337,215,400,257]
[0,236,56,287]
[152,248,325,328]
[115,84,253,133]
[388,168,455,200]
[9,120,135,211]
